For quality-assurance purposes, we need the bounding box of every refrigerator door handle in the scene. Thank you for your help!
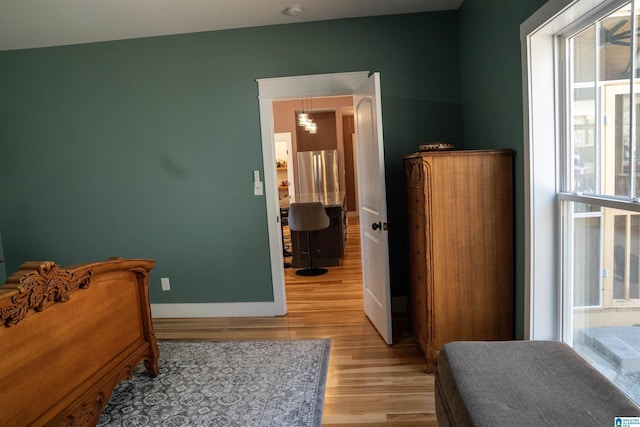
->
[314,153,322,195]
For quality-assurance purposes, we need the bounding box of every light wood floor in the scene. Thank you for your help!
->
[152,216,438,426]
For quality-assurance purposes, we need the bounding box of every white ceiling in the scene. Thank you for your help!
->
[0,0,463,51]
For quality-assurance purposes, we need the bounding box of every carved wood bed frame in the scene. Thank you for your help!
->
[0,257,159,426]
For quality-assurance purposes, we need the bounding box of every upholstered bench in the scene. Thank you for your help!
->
[435,340,640,426]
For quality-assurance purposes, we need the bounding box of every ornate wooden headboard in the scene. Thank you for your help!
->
[0,257,158,426]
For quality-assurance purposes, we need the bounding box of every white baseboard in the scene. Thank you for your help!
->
[151,302,284,318]
[152,296,408,319]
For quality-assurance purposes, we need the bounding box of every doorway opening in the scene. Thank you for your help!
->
[257,71,393,344]
[271,96,361,296]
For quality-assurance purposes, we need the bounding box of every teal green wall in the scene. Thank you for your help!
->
[458,0,547,338]
[0,12,462,303]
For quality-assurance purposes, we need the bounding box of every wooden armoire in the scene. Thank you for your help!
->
[403,149,514,372]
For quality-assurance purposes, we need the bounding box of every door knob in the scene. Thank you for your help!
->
[372,221,389,231]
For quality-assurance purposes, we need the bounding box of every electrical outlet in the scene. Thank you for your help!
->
[161,277,171,291]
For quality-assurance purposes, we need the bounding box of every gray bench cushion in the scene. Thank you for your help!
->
[435,341,640,426]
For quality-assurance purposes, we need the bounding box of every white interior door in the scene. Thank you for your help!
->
[353,72,392,344]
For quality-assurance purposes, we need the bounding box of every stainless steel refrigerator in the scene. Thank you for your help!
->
[297,150,340,197]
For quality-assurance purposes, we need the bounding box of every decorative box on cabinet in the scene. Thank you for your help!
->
[403,149,514,373]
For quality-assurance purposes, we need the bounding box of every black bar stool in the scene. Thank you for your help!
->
[287,202,330,276]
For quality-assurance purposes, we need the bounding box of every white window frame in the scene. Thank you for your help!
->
[521,0,615,340]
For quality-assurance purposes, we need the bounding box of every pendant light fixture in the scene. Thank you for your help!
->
[297,98,317,134]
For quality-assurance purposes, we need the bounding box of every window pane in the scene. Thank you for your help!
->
[571,25,597,193]
[601,9,634,81]
[635,6,640,199]
[573,210,601,307]
[573,88,596,193]
[613,214,640,299]
[569,5,636,197]
[568,202,640,404]
[556,0,640,408]
[612,92,640,197]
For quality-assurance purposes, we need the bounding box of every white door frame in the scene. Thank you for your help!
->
[257,71,371,315]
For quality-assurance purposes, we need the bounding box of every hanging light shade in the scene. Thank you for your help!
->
[298,98,318,134]
[298,112,310,126]
[306,122,317,134]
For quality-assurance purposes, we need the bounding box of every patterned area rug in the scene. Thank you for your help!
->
[98,339,331,427]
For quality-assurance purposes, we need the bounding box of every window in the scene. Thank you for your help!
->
[563,2,640,404]
[523,0,640,405]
